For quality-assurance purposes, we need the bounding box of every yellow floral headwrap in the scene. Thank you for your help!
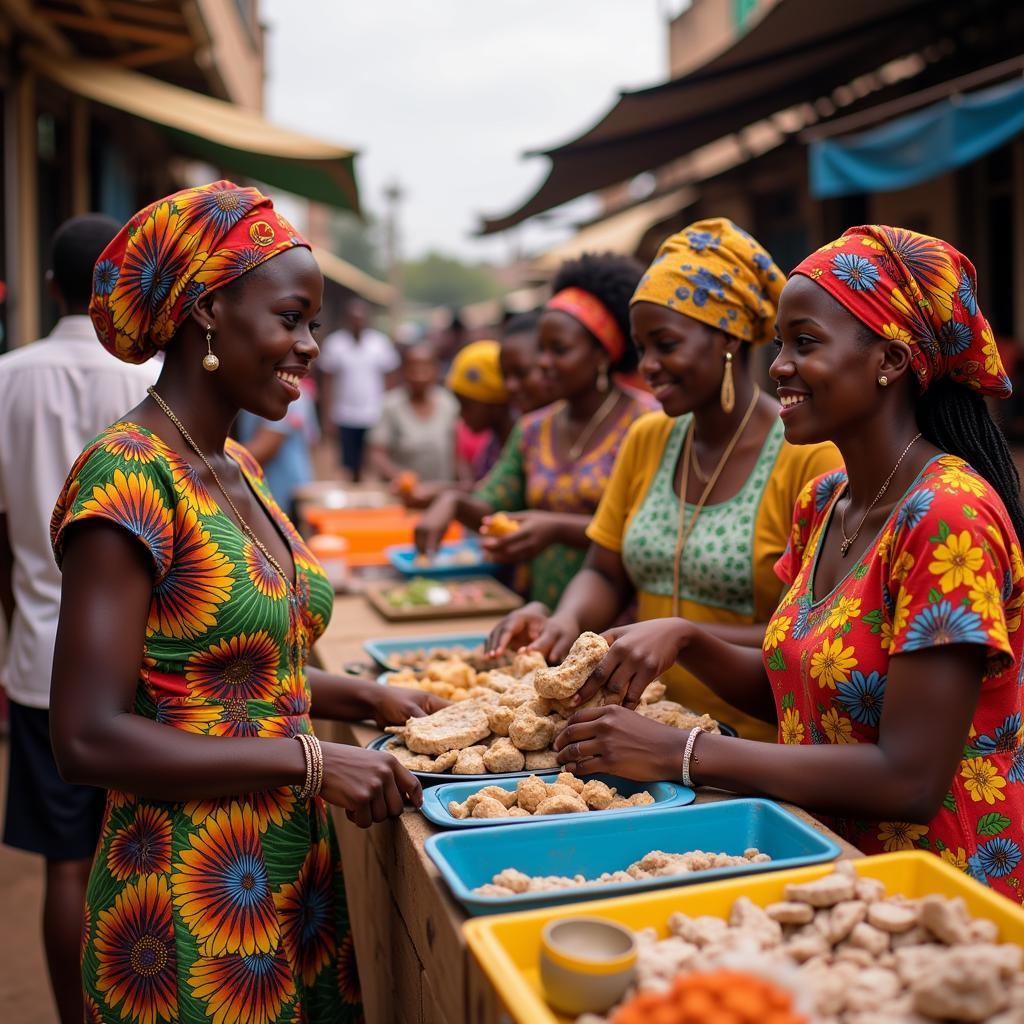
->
[631,218,784,344]
[446,340,507,404]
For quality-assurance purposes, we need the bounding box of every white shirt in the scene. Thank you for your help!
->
[0,316,156,708]
[318,327,400,428]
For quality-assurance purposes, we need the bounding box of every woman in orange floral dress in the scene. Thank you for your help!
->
[48,182,444,1022]
[554,226,1024,900]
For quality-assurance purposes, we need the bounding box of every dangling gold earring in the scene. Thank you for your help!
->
[597,364,610,393]
[202,325,219,372]
[720,351,735,413]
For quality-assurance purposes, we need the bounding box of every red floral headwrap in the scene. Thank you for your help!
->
[791,225,1010,398]
[89,180,310,363]
[545,287,626,362]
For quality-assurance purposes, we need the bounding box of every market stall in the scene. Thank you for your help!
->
[314,594,862,1024]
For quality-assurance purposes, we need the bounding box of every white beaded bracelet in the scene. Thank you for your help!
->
[681,726,703,789]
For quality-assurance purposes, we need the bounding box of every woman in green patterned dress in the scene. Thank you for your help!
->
[48,182,442,1023]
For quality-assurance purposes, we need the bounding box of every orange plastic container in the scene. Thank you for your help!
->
[302,505,462,567]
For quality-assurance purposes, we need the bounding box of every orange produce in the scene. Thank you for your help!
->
[611,970,805,1024]
[481,512,520,538]
[396,470,419,496]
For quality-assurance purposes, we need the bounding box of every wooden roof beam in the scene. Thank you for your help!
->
[41,7,192,47]
[0,0,73,54]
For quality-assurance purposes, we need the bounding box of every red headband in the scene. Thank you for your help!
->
[546,287,626,362]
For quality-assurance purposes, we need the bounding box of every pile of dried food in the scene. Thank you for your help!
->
[446,773,655,820]
[382,634,719,774]
[576,862,1024,1024]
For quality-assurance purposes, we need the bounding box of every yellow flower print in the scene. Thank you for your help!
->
[877,822,928,852]
[817,237,849,252]
[1005,589,1024,635]
[982,327,1002,377]
[810,637,857,689]
[876,532,893,564]
[929,530,984,593]
[860,236,885,250]
[940,469,987,498]
[989,616,1009,651]
[940,847,968,873]
[892,588,912,634]
[763,615,791,651]
[781,707,804,745]
[969,572,1003,621]
[821,707,855,744]
[960,757,1007,804]
[1011,545,1024,584]
[824,596,862,631]
[881,322,912,343]
[891,551,915,582]
[881,621,896,653]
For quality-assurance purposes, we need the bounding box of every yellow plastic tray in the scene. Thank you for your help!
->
[464,851,1024,1024]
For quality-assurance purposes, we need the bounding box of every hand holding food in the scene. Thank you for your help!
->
[480,511,520,537]
[479,510,562,562]
[320,743,423,828]
[368,685,450,728]
[485,601,554,657]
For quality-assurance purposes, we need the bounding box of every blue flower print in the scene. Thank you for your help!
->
[972,712,1022,756]
[792,597,812,640]
[675,286,691,302]
[903,601,988,651]
[939,319,973,356]
[686,229,719,253]
[685,267,729,308]
[836,671,886,727]
[895,489,934,531]
[1009,747,1024,785]
[976,837,1022,878]
[831,253,880,292]
[957,271,978,316]
[182,279,205,313]
[93,259,118,295]
[966,853,987,884]
[1003,569,1014,601]
[814,472,847,513]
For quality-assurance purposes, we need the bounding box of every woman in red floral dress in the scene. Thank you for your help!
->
[554,225,1024,900]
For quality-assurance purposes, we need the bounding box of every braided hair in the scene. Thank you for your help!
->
[916,377,1024,546]
[550,252,644,374]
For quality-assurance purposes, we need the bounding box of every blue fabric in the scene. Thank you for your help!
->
[236,395,317,510]
[810,79,1024,199]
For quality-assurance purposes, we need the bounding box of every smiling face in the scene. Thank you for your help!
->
[536,310,604,402]
[500,331,550,412]
[770,274,902,445]
[631,301,739,417]
[205,246,323,421]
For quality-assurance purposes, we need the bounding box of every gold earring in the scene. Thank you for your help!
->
[597,364,610,393]
[878,375,889,387]
[720,351,735,413]
[203,326,219,372]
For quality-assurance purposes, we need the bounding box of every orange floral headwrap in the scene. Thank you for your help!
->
[791,225,1011,398]
[89,180,309,363]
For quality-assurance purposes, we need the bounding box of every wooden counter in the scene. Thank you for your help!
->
[315,594,861,1024]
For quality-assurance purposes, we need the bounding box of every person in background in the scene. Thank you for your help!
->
[415,252,656,608]
[555,226,1024,896]
[447,340,513,480]
[236,376,319,518]
[488,221,841,741]
[368,342,460,484]
[318,296,400,481]
[0,214,156,1023]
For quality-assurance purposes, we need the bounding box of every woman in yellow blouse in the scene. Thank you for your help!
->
[489,219,841,740]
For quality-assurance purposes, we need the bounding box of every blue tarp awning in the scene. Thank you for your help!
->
[809,78,1024,199]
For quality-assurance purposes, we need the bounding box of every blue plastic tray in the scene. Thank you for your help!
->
[421,774,694,829]
[386,540,498,578]
[363,631,490,671]
[368,733,552,785]
[425,799,841,915]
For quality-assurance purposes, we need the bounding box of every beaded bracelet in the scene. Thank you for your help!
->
[681,726,704,789]
[295,733,324,800]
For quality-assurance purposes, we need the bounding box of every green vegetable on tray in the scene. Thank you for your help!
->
[383,577,502,609]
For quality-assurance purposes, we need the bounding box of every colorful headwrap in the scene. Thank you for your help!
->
[631,218,784,345]
[791,225,1010,398]
[89,180,309,363]
[545,287,626,362]
[446,340,507,404]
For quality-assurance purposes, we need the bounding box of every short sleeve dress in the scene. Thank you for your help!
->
[766,454,1024,898]
[50,422,361,1024]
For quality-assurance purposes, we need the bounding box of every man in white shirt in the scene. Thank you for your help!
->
[318,296,400,481]
[0,215,156,1023]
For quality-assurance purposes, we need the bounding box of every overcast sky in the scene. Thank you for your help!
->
[262,2,681,263]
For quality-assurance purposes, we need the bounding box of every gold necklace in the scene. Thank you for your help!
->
[838,432,922,557]
[147,387,290,584]
[671,385,761,616]
[562,389,622,461]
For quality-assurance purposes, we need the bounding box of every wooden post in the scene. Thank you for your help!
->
[70,95,90,216]
[4,64,39,347]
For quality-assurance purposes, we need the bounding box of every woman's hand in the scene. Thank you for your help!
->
[553,705,686,782]
[480,511,563,562]
[568,619,691,710]
[486,601,553,657]
[369,685,449,728]
[414,494,457,556]
[320,742,423,828]
[396,481,444,510]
